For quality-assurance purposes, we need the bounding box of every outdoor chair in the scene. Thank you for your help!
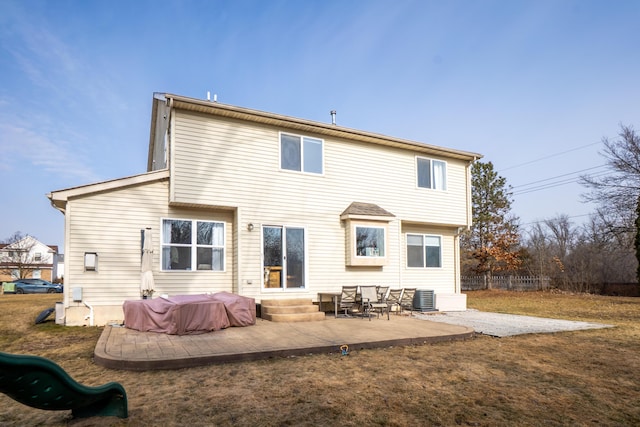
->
[339,286,358,317]
[386,288,403,315]
[399,288,417,315]
[360,286,390,320]
[376,286,389,302]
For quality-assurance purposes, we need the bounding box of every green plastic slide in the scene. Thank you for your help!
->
[0,351,127,419]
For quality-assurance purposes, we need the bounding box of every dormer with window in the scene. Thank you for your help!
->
[341,202,395,267]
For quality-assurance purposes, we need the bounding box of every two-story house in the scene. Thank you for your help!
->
[48,93,481,326]
[0,236,59,283]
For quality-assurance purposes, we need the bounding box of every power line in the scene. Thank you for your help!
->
[499,141,602,172]
[511,165,607,189]
[512,171,609,195]
[520,213,593,227]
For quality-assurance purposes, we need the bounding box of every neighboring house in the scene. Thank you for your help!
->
[54,253,64,281]
[48,93,482,326]
[0,236,58,283]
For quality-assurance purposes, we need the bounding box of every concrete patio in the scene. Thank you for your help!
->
[94,315,474,371]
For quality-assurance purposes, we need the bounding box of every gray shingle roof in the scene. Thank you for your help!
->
[341,202,395,217]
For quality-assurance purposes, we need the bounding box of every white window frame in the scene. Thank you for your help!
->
[416,156,447,191]
[355,226,386,258]
[261,224,308,292]
[406,234,443,268]
[161,218,226,272]
[279,132,324,175]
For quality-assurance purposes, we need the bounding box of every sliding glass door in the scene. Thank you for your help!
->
[263,226,305,289]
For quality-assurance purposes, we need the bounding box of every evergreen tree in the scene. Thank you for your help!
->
[461,161,522,288]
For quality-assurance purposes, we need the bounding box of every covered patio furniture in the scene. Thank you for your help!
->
[210,292,256,326]
[399,288,417,315]
[338,286,358,317]
[360,285,391,320]
[123,293,256,335]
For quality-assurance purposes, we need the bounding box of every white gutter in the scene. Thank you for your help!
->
[83,301,94,326]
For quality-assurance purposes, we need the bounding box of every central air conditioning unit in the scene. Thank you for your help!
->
[414,289,437,312]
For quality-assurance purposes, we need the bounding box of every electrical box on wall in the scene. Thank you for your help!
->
[72,287,83,302]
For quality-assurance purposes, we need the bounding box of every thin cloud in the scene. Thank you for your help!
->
[0,114,98,182]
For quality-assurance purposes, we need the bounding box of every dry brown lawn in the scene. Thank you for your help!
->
[1,290,639,426]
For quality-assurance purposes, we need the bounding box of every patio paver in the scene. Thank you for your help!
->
[94,315,474,370]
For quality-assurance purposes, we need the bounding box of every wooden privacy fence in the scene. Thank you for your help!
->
[462,275,551,291]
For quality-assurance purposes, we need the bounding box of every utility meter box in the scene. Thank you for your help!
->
[72,287,83,302]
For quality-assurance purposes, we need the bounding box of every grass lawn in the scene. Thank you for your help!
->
[1,290,639,426]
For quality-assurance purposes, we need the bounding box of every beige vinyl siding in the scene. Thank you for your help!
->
[169,110,466,301]
[171,111,469,225]
[400,223,458,294]
[65,179,234,309]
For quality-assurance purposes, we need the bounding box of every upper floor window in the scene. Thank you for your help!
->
[280,133,323,174]
[162,218,225,271]
[407,234,442,268]
[34,252,42,262]
[417,157,446,190]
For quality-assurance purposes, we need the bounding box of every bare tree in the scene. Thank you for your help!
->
[522,223,551,277]
[0,232,41,279]
[581,125,640,286]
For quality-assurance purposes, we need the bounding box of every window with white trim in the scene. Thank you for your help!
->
[161,219,225,271]
[356,226,386,257]
[280,133,323,174]
[417,157,446,190]
[407,234,442,268]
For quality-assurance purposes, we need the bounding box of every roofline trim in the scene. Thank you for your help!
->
[157,93,483,162]
[47,170,170,211]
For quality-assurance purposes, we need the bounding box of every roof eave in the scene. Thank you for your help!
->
[48,170,170,213]
[161,93,483,162]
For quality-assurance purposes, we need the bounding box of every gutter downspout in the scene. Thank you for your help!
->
[84,301,94,326]
[453,227,467,295]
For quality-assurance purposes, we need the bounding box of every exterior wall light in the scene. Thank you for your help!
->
[247,223,254,232]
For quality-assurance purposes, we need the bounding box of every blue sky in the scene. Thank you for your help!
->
[1,0,639,249]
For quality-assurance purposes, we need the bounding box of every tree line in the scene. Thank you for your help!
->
[461,125,640,294]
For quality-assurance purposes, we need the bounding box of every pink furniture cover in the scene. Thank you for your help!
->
[123,293,256,335]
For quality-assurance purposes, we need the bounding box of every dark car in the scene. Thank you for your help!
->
[13,279,63,294]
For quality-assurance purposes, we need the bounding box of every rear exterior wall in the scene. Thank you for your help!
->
[168,110,469,303]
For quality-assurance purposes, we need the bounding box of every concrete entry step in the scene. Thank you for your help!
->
[262,305,320,315]
[260,298,313,307]
[260,299,325,322]
[261,311,326,322]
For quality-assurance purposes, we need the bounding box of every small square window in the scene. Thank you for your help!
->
[356,226,385,257]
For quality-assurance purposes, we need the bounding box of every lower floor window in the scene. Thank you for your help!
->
[356,226,385,257]
[407,234,442,268]
[162,218,225,271]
